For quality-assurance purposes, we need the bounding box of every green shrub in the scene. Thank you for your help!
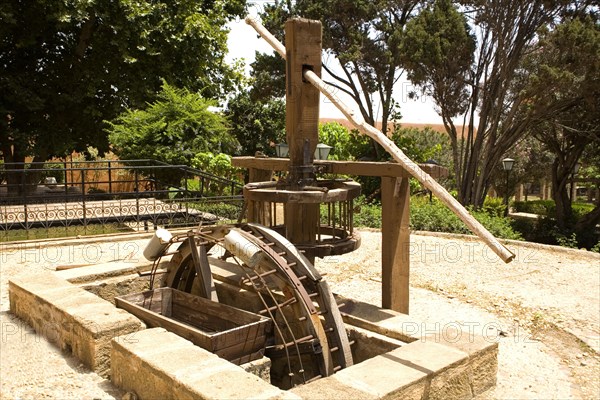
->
[410,196,522,239]
[469,209,523,240]
[481,197,506,218]
[572,202,595,219]
[352,199,383,229]
[350,195,522,240]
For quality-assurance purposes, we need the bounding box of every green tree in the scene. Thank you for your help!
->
[402,0,572,207]
[225,91,286,156]
[255,0,425,158]
[106,82,236,184]
[0,0,244,192]
[318,122,371,161]
[191,152,243,195]
[391,127,453,166]
[490,136,554,201]
[523,14,600,239]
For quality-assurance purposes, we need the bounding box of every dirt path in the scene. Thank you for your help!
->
[1,231,599,399]
[314,231,600,399]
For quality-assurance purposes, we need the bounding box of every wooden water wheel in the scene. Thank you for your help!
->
[160,223,353,389]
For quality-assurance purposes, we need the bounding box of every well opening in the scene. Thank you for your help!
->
[80,259,406,390]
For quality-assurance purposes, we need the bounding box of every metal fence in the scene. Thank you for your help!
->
[0,159,244,241]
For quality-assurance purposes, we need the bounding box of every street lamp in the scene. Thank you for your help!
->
[502,158,515,216]
[314,143,333,160]
[275,143,289,158]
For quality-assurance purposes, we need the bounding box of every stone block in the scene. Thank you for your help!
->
[334,349,428,399]
[111,328,297,400]
[338,296,499,398]
[8,271,145,377]
[290,376,377,400]
[387,341,472,399]
[56,258,155,284]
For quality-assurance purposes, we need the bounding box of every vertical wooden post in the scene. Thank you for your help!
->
[247,168,273,225]
[285,18,322,171]
[284,18,322,256]
[381,177,410,314]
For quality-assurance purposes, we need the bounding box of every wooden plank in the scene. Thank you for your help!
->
[170,289,265,327]
[381,177,410,314]
[116,291,213,350]
[161,288,172,317]
[187,236,218,301]
[115,288,271,363]
[171,303,236,332]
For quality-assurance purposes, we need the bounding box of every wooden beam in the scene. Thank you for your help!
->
[232,157,447,179]
[381,177,410,314]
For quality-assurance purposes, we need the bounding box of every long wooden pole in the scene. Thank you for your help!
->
[245,17,515,263]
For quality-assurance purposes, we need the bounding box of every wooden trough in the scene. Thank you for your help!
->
[115,288,272,365]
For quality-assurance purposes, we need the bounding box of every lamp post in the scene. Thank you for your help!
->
[424,159,440,203]
[502,158,515,216]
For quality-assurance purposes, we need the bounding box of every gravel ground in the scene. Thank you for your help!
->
[1,230,599,399]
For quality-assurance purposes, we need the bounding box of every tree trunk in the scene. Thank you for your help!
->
[1,144,42,200]
[574,204,600,234]
[551,158,573,230]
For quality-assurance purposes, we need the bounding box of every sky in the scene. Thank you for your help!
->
[225,7,445,125]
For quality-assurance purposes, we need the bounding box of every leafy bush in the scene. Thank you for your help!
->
[390,127,451,165]
[409,196,522,239]
[350,195,522,240]
[481,196,506,218]
[572,202,596,219]
[190,201,243,221]
[513,200,555,215]
[352,198,383,229]
[318,122,372,161]
[469,209,523,240]
[191,152,243,195]
[107,81,236,186]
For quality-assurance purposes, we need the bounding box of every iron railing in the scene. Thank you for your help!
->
[0,160,244,241]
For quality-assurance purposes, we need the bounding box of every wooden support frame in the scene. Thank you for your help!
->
[238,155,418,314]
[237,17,449,314]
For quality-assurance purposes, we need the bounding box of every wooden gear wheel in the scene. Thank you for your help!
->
[161,223,353,389]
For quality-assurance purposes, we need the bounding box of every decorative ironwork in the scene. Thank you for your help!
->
[0,160,243,240]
